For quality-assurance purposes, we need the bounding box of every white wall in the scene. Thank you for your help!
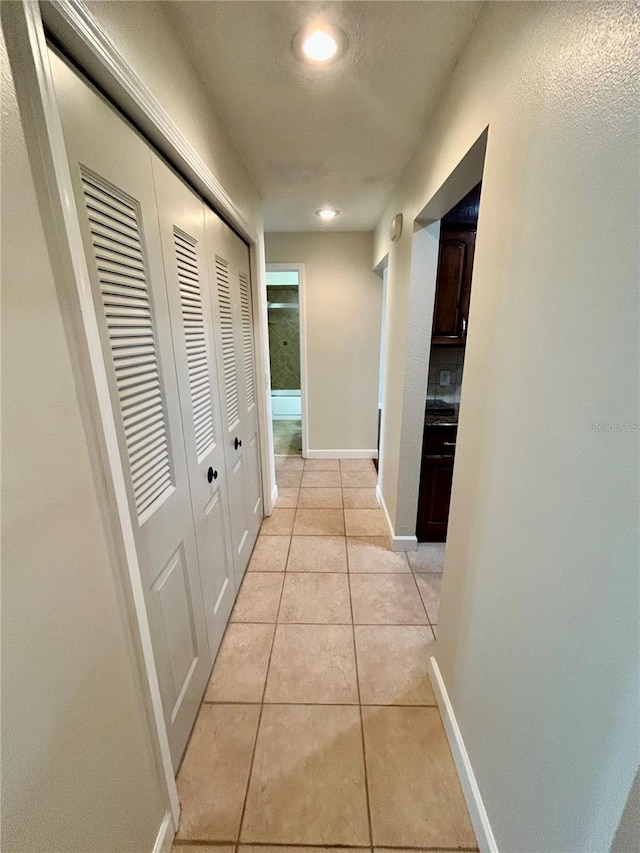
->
[266,232,382,455]
[1,26,167,852]
[373,2,639,851]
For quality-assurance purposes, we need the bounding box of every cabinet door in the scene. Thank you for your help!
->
[205,209,263,583]
[416,456,454,542]
[151,155,237,660]
[51,50,211,767]
[432,230,475,345]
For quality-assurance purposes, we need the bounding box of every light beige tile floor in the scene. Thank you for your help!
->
[342,486,379,508]
[174,457,474,851]
[297,486,343,508]
[246,535,289,572]
[274,486,299,508]
[260,507,296,536]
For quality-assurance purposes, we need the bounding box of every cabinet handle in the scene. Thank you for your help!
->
[234,436,242,450]
[462,317,467,334]
[207,467,218,483]
[443,442,456,447]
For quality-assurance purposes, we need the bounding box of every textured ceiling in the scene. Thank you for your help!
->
[164,1,483,232]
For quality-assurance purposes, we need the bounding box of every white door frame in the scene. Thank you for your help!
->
[266,263,309,458]
[2,0,275,831]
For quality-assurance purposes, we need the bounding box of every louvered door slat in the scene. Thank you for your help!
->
[238,272,256,411]
[215,257,240,431]
[81,171,173,518]
[91,224,144,255]
[173,228,216,460]
[127,426,167,460]
[120,394,164,421]
[135,465,173,512]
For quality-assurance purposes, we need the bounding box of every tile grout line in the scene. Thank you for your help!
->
[234,529,293,847]
[409,563,436,634]
[177,518,285,843]
[202,699,439,708]
[178,841,478,851]
[232,620,434,627]
[345,515,375,850]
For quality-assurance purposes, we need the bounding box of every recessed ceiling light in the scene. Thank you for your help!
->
[302,29,338,63]
[316,207,340,220]
[294,24,346,65]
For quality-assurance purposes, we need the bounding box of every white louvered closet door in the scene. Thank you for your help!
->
[234,237,263,548]
[151,155,237,658]
[205,208,263,581]
[50,51,211,768]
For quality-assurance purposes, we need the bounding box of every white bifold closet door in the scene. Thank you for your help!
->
[151,157,237,657]
[50,49,261,767]
[206,210,262,575]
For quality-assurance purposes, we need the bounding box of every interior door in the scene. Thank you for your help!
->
[234,236,263,547]
[50,50,211,768]
[205,209,263,581]
[151,155,237,657]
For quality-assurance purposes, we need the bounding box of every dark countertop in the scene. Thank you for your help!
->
[425,399,459,427]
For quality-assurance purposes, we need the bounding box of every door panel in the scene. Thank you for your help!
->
[79,171,174,519]
[151,155,237,660]
[237,268,263,540]
[417,455,454,543]
[205,210,262,581]
[238,271,257,413]
[433,239,465,339]
[210,248,250,572]
[174,227,216,459]
[152,545,198,711]
[51,50,210,768]
[432,230,475,345]
[214,255,242,433]
[245,431,263,526]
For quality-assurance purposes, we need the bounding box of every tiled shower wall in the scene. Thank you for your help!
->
[427,346,465,403]
[267,286,301,390]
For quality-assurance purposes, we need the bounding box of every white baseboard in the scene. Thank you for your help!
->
[270,483,278,513]
[306,448,378,459]
[376,485,418,552]
[428,657,498,853]
[152,811,175,853]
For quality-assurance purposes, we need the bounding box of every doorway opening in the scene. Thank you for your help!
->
[374,260,389,473]
[266,265,307,459]
[416,182,483,566]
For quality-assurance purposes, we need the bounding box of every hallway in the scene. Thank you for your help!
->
[172,457,476,851]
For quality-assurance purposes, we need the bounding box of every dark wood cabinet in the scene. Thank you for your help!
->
[416,424,456,542]
[432,230,475,346]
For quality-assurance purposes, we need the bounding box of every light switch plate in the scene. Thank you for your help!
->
[439,370,451,387]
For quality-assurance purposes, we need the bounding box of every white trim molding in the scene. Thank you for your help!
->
[429,657,499,853]
[376,485,418,551]
[152,811,175,853]
[307,449,378,459]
